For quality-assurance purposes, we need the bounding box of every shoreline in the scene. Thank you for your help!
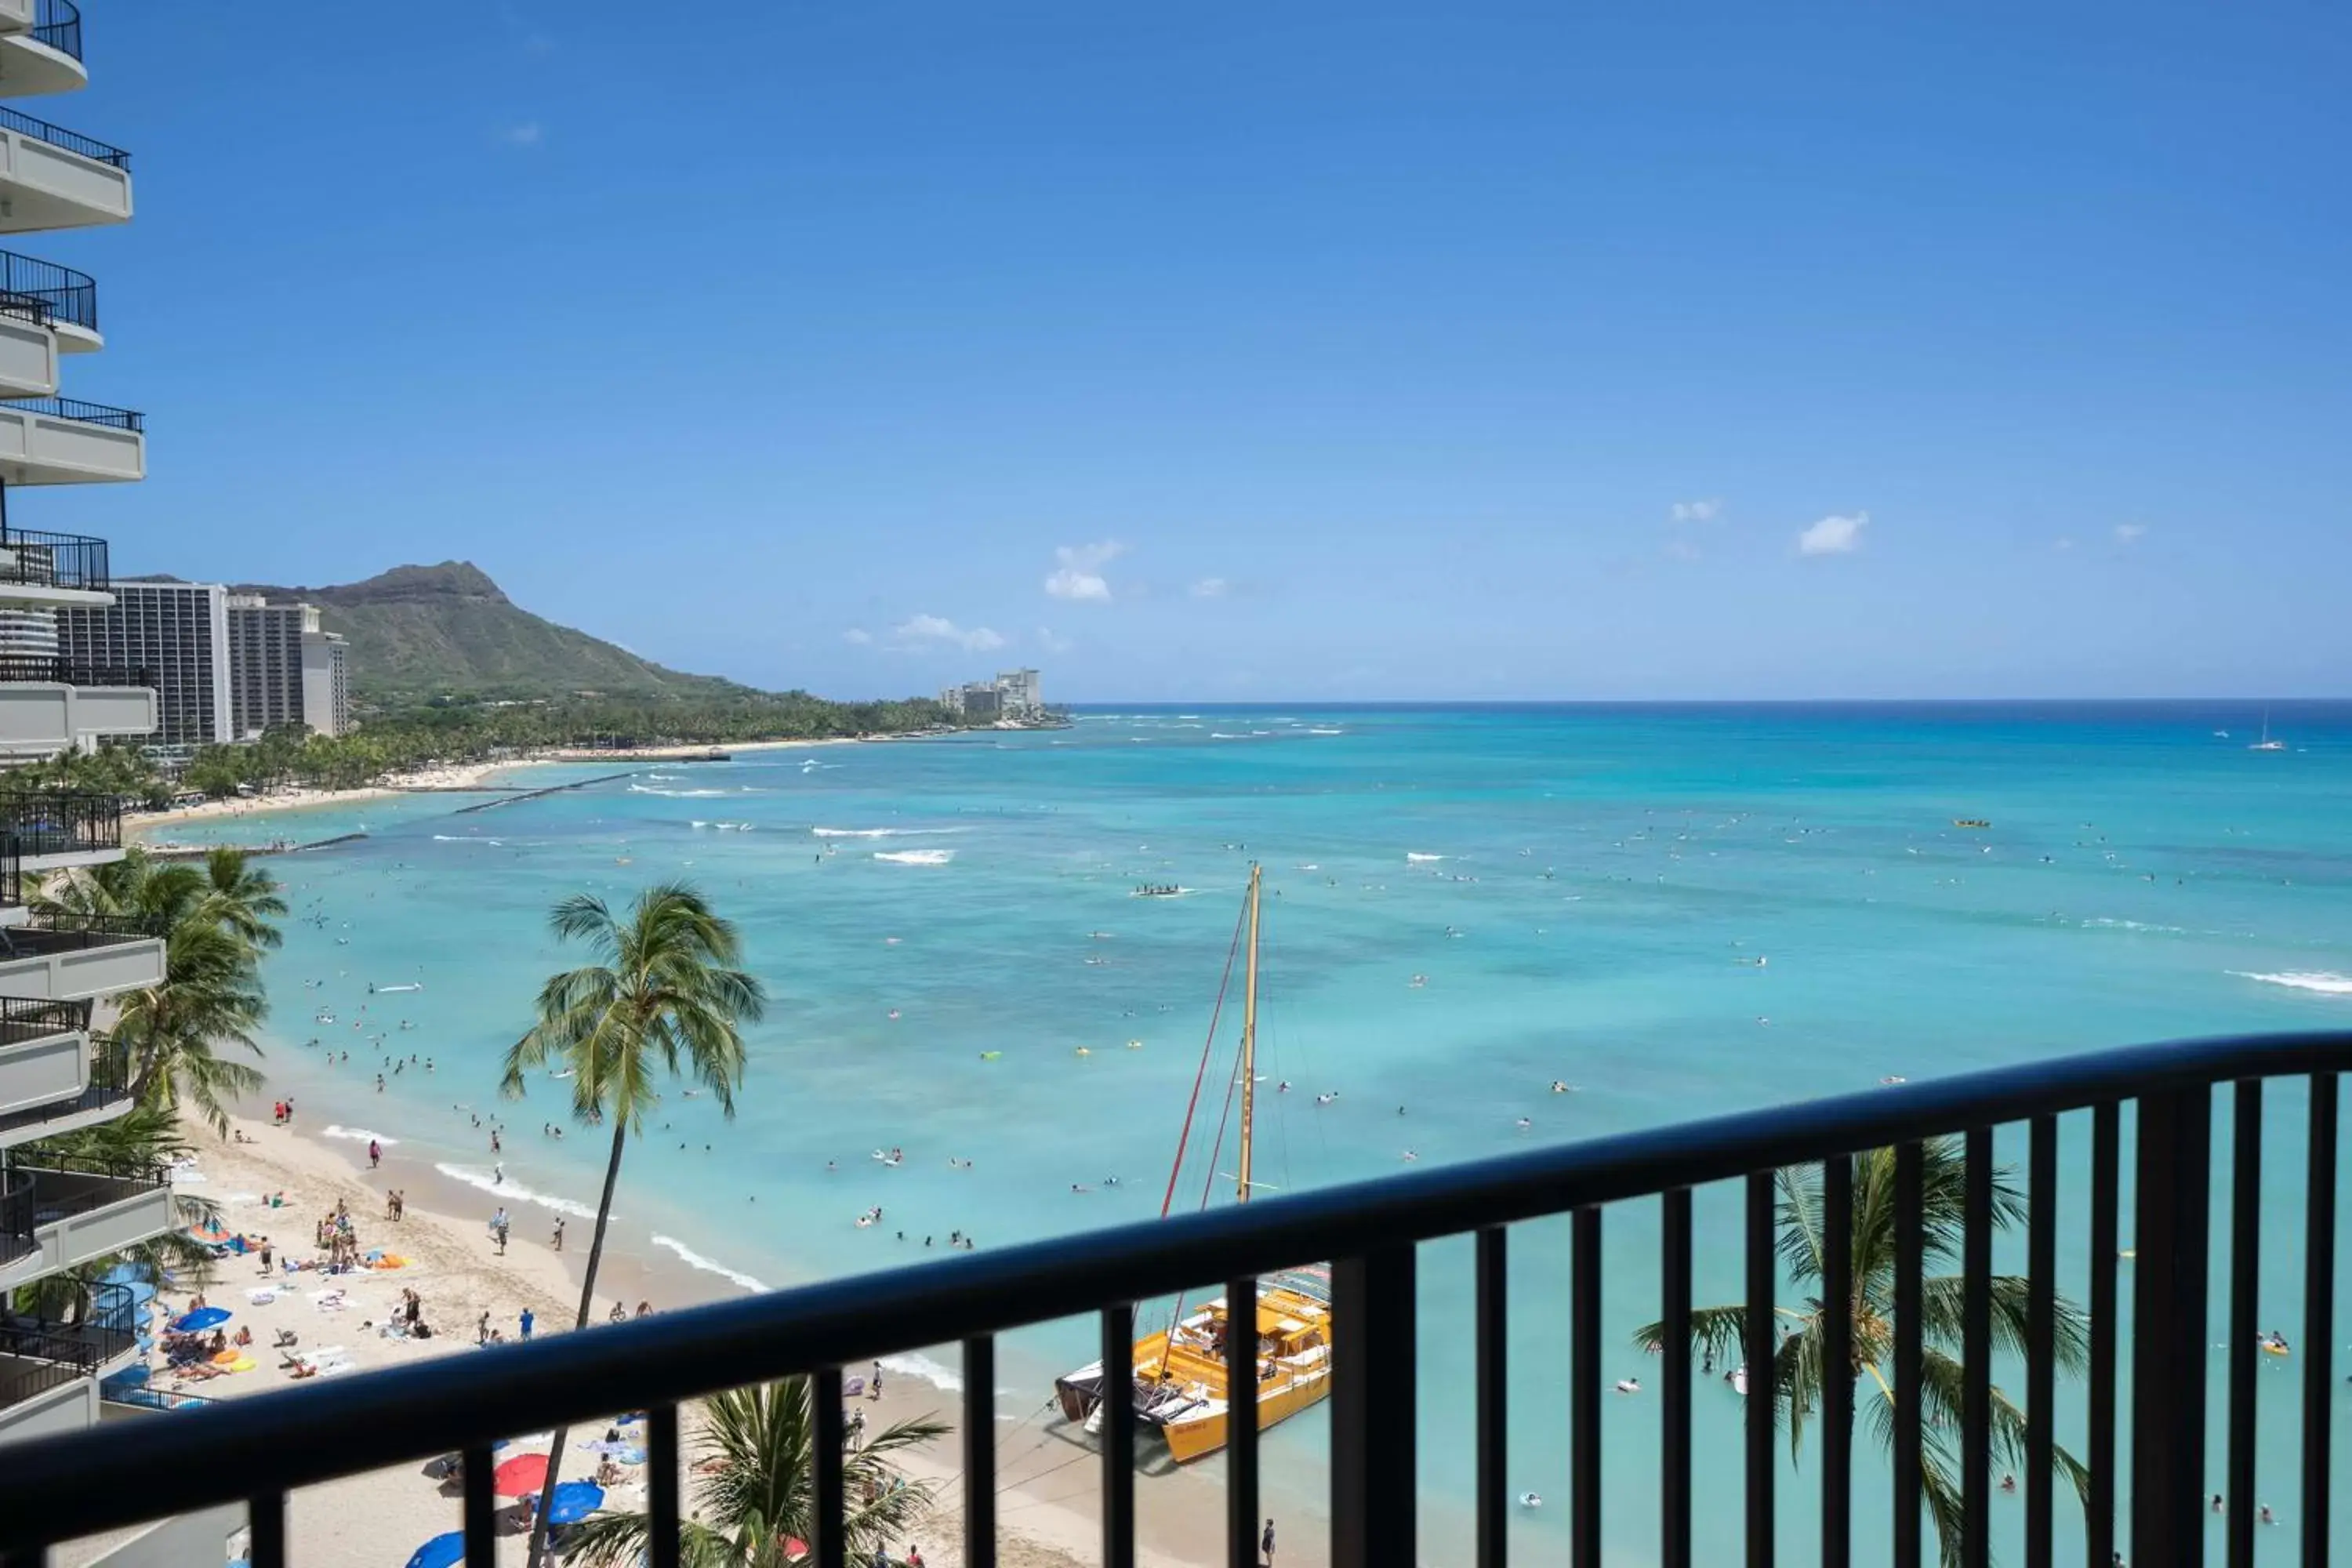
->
[122,735,942,837]
[132,1107,1238,1568]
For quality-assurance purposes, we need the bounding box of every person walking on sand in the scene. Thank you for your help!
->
[368,1138,380,1169]
[519,1306,535,1341]
[1261,1517,1276,1568]
[477,1311,490,1346]
[552,1217,564,1252]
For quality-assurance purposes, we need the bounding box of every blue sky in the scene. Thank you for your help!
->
[32,2,2350,700]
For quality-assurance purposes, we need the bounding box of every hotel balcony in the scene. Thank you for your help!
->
[0,395,141,485]
[0,912,166,1003]
[0,1283,143,1448]
[0,659,155,757]
[0,1155,172,1296]
[0,1004,120,1150]
[0,788,124,871]
[0,1031,2346,1568]
[0,2,84,100]
[0,102,127,234]
[0,250,98,399]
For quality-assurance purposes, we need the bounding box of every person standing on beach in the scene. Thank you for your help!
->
[520,1306,535,1341]
[477,1312,490,1346]
[1261,1518,1275,1567]
[368,1138,380,1169]
[552,1218,564,1252]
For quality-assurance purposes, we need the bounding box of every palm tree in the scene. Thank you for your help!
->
[33,849,274,1134]
[564,1378,949,1568]
[502,883,768,1568]
[1635,1139,2089,1567]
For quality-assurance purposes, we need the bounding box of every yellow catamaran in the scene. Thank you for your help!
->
[1053,864,1334,1462]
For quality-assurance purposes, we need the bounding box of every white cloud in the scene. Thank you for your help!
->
[499,122,544,147]
[2113,523,2147,545]
[893,614,1005,652]
[1670,499,1723,524]
[842,628,872,645]
[1797,512,1869,556]
[1036,626,1073,654]
[1044,541,1123,602]
[1190,577,1230,598]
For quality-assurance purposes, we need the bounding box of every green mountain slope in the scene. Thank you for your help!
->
[223,561,744,702]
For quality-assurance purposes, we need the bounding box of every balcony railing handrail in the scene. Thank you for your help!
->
[0,1352,86,1416]
[0,993,88,1043]
[0,249,96,332]
[0,655,154,686]
[0,524,111,591]
[30,0,83,64]
[0,1027,2347,1560]
[0,1313,132,1373]
[0,103,125,170]
[5,394,142,431]
[6,907,169,946]
[0,789,122,855]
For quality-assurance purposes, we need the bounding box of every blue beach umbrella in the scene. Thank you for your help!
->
[169,1306,230,1332]
[404,1531,465,1568]
[545,1480,605,1525]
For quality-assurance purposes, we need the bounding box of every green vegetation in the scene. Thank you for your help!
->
[1635,1141,2089,1567]
[33,848,281,1132]
[566,1377,949,1568]
[499,883,769,1568]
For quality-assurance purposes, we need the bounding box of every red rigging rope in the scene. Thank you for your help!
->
[1159,891,1250,1220]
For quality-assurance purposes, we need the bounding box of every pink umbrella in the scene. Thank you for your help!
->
[491,1454,550,1497]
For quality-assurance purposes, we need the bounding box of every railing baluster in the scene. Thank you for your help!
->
[1227,1277,1261,1568]
[1822,1156,1853,1568]
[2132,1085,2213,1568]
[1102,1304,1136,1568]
[1746,1170,1775,1568]
[1573,1207,1601,1568]
[2227,1083,2260,1568]
[2303,1073,2337,1568]
[1333,1246,1416,1568]
[964,1336,996,1568]
[1895,1142,1924,1568]
[2088,1103,2118,1568]
[1478,1226,1508,1568]
[248,1490,284,1568]
[648,1404,681,1568]
[463,1443,495,1568]
[815,1367,846,1568]
[1662,1189,1692,1568]
[2027,1114,2056,1568]
[1964,1126,1991,1568]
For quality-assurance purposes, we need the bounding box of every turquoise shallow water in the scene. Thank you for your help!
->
[169,703,2352,1564]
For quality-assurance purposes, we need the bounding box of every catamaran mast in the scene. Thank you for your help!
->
[1237,862,1261,1203]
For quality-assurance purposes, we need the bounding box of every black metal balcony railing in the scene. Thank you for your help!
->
[0,1352,85,1417]
[0,655,154,687]
[30,0,82,64]
[0,789,121,857]
[0,1022,122,1145]
[7,394,141,431]
[0,103,125,170]
[0,524,111,591]
[0,994,87,1045]
[0,1034,2347,1568]
[0,1152,165,1261]
[0,249,94,333]
[0,1165,31,1266]
[0,1308,134,1375]
[0,908,167,949]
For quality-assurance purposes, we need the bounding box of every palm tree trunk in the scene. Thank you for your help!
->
[524,1116,631,1568]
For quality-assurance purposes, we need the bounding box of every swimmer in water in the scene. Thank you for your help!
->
[1516,1117,1532,1131]
[1316,1093,1337,1105]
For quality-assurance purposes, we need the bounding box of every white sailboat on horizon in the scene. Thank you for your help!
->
[2249,706,2286,752]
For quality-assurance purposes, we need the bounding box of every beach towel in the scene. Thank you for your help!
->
[246,1288,278,1305]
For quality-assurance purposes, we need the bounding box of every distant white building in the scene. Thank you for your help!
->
[994,667,1041,716]
[938,685,965,715]
[227,595,349,737]
[57,580,234,747]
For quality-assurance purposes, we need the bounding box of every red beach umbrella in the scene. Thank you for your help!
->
[491,1454,550,1497]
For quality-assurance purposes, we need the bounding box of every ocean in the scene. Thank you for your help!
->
[159,702,2352,1564]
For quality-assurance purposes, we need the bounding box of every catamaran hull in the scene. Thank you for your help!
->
[1158,1368,1332,1462]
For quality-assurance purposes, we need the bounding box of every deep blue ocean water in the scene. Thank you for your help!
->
[159,702,2352,1565]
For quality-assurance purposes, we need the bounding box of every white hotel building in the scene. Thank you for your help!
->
[0,0,186,1482]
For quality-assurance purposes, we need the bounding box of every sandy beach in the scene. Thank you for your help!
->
[60,1111,1246,1568]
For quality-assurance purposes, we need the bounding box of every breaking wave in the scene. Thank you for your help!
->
[812,826,966,839]
[433,1163,601,1220]
[875,849,955,866]
[651,1234,768,1294]
[628,785,730,798]
[321,1125,397,1147]
[2231,971,2352,997]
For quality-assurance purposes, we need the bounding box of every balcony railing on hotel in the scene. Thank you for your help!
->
[0,1352,84,1419]
[0,1032,2347,1568]
[0,103,125,169]
[0,1014,120,1145]
[0,1153,165,1266]
[0,524,110,593]
[5,394,141,431]
[29,0,82,64]
[0,995,86,1047]
[0,790,120,857]
[0,249,95,335]
[0,655,154,687]
[0,1304,134,1377]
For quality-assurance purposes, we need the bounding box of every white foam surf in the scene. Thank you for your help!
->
[1407,852,1446,862]
[875,849,955,866]
[811,826,966,839]
[628,785,731,798]
[321,1125,397,1147]
[651,1234,768,1294]
[877,1352,964,1394]
[2231,971,2352,997]
[433,1163,601,1220]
